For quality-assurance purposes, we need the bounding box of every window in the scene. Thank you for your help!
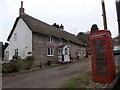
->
[48,37,53,43]
[14,33,17,41]
[15,49,18,55]
[65,48,68,55]
[47,48,54,56]
[58,49,62,55]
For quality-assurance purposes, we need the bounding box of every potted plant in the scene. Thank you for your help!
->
[47,60,52,66]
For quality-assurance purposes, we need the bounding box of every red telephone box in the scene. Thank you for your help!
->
[90,30,116,83]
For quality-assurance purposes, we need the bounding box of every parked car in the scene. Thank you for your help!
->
[113,46,120,55]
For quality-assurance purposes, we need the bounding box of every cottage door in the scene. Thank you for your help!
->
[64,47,70,62]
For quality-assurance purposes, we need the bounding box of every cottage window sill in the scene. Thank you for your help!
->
[49,42,53,43]
[47,55,54,57]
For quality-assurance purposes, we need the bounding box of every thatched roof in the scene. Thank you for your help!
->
[7,13,85,46]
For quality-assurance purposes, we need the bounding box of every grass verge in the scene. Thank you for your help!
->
[62,70,92,88]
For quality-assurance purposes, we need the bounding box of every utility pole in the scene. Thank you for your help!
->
[101,0,108,30]
[116,0,120,36]
[116,0,120,73]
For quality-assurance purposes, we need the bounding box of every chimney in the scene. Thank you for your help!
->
[19,1,24,16]
[60,24,64,30]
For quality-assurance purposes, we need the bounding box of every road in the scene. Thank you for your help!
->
[2,57,90,88]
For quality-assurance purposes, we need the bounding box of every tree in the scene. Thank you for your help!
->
[77,31,90,46]
[90,24,99,34]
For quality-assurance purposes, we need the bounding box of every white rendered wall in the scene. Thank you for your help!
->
[6,19,32,60]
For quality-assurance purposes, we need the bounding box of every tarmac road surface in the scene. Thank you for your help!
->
[2,57,90,88]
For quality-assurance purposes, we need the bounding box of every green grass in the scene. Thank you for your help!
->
[62,70,92,88]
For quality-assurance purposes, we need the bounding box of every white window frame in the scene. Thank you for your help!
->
[47,48,54,56]
[15,49,18,56]
[65,48,68,55]
[48,36,53,43]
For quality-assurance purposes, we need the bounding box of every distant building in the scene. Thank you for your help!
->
[4,2,86,66]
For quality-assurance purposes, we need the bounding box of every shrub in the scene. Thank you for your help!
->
[47,60,52,66]
[39,62,42,68]
[2,61,19,74]
[26,56,34,60]
[24,56,34,70]
[12,55,21,60]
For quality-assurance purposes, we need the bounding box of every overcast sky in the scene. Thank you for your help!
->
[0,0,119,42]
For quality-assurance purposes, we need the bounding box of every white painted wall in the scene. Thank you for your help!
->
[5,19,32,60]
[4,46,9,60]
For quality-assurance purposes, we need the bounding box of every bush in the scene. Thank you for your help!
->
[12,55,21,60]
[26,56,34,60]
[2,57,35,74]
[2,69,11,74]
[47,60,52,66]
[2,61,19,74]
[39,62,42,68]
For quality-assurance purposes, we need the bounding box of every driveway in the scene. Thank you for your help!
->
[2,57,90,88]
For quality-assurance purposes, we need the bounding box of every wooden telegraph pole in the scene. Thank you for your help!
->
[101,0,108,30]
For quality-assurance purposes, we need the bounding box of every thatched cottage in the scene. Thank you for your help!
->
[4,1,86,66]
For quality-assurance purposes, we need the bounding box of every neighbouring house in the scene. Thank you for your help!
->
[4,1,86,66]
[0,42,3,60]
[113,36,120,46]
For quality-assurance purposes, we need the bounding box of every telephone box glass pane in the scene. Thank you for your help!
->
[93,39,107,77]
[95,53,106,57]
[93,40,105,45]
[96,58,107,63]
[95,49,106,53]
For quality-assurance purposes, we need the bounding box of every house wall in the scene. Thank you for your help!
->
[32,32,86,66]
[5,19,32,60]
[70,42,86,59]
[0,42,3,60]
[32,33,59,66]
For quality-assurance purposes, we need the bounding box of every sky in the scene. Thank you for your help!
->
[0,0,119,43]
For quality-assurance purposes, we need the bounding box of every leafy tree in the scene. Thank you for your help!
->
[90,24,99,34]
[77,31,90,46]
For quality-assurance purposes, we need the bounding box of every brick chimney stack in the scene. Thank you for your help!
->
[19,1,24,16]
[60,24,64,30]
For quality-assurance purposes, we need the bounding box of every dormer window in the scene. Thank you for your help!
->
[14,33,17,41]
[48,36,53,43]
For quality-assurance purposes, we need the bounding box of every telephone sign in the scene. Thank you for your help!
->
[90,30,116,83]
